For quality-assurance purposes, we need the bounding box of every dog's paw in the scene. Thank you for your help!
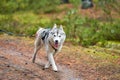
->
[42,67,45,70]
[52,67,58,72]
[54,70,58,72]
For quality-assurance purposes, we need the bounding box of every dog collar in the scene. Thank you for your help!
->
[49,41,58,52]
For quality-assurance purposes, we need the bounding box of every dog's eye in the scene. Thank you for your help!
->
[59,35,61,37]
[54,35,56,37]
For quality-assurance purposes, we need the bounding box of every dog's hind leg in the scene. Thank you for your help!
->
[32,38,42,63]
[44,61,51,69]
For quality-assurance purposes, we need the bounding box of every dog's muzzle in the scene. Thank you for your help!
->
[54,40,59,48]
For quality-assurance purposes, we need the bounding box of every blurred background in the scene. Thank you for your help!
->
[0,0,120,47]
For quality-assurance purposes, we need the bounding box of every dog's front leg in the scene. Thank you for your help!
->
[48,53,58,72]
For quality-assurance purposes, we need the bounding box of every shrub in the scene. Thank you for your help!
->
[62,8,120,46]
[0,0,60,14]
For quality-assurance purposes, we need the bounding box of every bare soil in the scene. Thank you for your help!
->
[0,35,82,80]
[0,35,120,80]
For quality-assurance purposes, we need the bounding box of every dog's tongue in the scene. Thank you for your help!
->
[55,43,58,48]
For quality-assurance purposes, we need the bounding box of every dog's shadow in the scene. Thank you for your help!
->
[34,62,52,71]
[34,62,61,73]
[35,62,45,69]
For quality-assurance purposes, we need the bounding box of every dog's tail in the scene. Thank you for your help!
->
[35,27,44,37]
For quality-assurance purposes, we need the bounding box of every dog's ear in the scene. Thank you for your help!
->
[53,24,57,29]
[60,25,63,31]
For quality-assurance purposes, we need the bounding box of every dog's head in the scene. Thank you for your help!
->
[49,24,66,48]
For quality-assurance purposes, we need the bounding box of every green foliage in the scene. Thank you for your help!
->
[99,22,120,41]
[28,0,61,13]
[0,12,52,36]
[95,0,120,21]
[63,9,99,46]
[0,0,120,46]
[0,0,60,14]
[69,0,80,7]
[62,8,120,46]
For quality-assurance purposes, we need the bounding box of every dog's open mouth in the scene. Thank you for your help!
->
[54,40,59,48]
[55,43,59,48]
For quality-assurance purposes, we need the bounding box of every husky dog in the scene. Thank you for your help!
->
[32,24,66,72]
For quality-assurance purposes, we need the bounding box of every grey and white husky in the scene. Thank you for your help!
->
[32,24,66,71]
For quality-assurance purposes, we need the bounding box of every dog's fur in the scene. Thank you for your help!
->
[32,24,66,71]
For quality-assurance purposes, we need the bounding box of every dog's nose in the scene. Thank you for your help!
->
[55,40,58,44]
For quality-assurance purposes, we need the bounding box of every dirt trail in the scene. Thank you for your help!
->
[0,36,81,80]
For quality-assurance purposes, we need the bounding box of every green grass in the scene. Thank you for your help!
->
[0,11,53,36]
[13,12,40,24]
[83,45,120,80]
[85,47,119,61]
[0,10,120,46]
[0,1,120,46]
